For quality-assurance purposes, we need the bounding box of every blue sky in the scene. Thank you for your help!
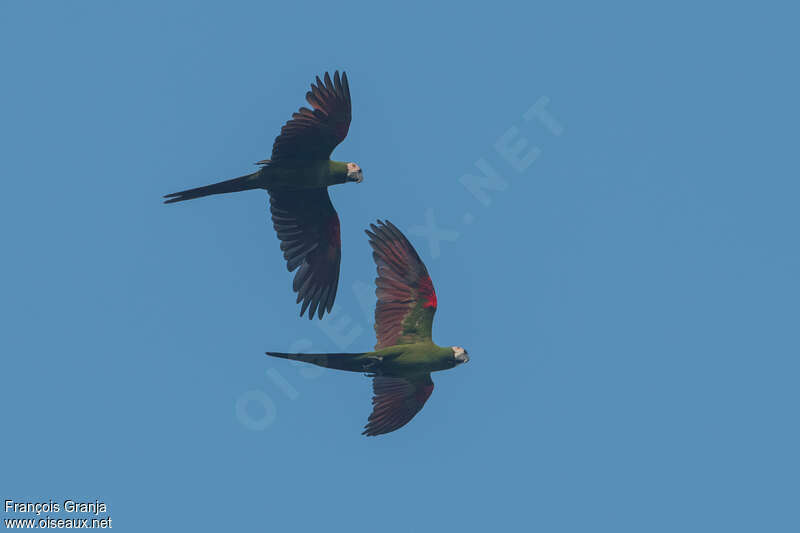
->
[2,1,798,531]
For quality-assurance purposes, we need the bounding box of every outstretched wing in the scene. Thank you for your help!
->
[365,220,438,350]
[269,189,341,319]
[363,374,434,436]
[270,71,351,162]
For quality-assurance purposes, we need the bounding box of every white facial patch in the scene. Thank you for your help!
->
[346,162,363,183]
[453,346,469,364]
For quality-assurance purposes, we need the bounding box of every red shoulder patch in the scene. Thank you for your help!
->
[418,275,437,309]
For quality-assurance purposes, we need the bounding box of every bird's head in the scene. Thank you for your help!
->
[452,346,469,366]
[346,162,364,183]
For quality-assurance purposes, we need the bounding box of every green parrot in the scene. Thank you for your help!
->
[164,71,362,319]
[267,220,470,436]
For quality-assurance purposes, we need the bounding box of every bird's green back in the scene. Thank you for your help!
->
[262,160,348,189]
[372,342,454,375]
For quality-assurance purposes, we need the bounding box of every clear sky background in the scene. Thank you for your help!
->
[2,1,798,531]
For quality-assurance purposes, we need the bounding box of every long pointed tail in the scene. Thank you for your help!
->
[266,352,368,372]
[163,173,260,204]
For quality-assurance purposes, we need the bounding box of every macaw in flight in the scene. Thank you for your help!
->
[267,220,469,436]
[165,71,362,319]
